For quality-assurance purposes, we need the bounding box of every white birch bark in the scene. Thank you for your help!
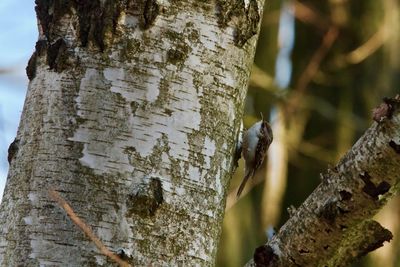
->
[0,0,265,265]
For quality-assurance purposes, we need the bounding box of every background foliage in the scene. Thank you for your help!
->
[218,1,399,266]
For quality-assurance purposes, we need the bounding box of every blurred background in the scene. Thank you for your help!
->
[219,0,399,267]
[0,0,399,266]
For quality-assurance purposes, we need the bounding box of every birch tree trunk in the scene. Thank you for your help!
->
[0,0,265,265]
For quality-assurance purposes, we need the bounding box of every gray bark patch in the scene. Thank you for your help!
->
[35,0,124,50]
[355,221,393,260]
[141,0,159,29]
[339,190,352,201]
[74,0,123,51]
[116,249,134,264]
[7,138,19,164]
[26,52,38,81]
[373,96,400,122]
[127,177,163,217]
[253,245,278,267]
[26,40,48,80]
[47,38,69,72]
[389,140,400,154]
[216,0,261,47]
[35,0,73,41]
[317,199,349,224]
[167,43,190,65]
[359,172,391,200]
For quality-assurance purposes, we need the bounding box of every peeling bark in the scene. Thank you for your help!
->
[248,97,400,267]
[0,0,265,265]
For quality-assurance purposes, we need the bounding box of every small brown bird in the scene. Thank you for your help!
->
[237,119,273,197]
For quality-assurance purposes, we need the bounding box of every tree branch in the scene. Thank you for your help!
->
[49,190,132,267]
[248,96,400,267]
[325,220,392,267]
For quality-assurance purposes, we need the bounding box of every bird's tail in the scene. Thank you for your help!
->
[237,169,254,197]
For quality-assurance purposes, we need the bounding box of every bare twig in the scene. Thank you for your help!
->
[296,26,339,95]
[249,65,275,92]
[293,0,331,31]
[284,26,338,120]
[49,190,132,267]
[341,25,387,65]
[275,26,339,126]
